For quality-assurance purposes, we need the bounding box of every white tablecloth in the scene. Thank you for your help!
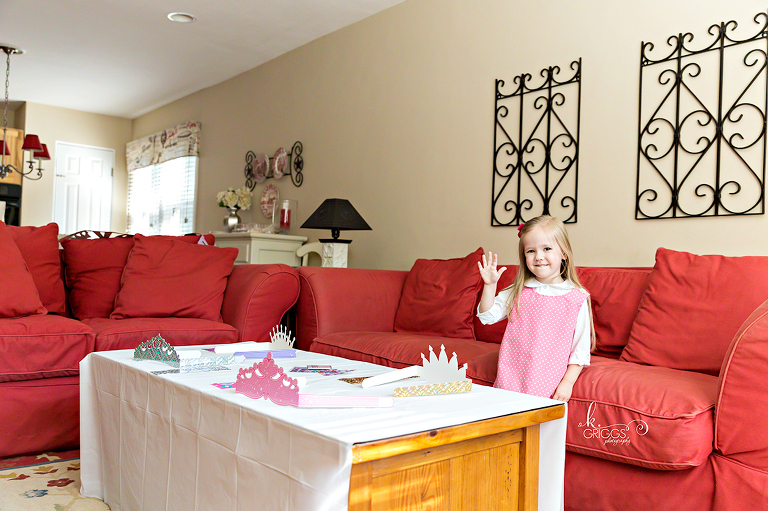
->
[80,346,566,510]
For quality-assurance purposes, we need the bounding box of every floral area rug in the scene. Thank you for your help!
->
[0,450,110,511]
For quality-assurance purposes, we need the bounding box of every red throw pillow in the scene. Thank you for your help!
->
[4,222,67,315]
[61,236,135,319]
[621,248,768,375]
[394,248,484,339]
[61,234,217,320]
[110,234,237,322]
[0,223,47,318]
[577,267,651,359]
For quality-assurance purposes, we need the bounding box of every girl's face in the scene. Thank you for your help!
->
[521,227,566,284]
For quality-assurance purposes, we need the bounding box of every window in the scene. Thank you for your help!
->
[126,156,197,235]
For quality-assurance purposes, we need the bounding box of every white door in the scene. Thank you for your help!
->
[53,142,114,234]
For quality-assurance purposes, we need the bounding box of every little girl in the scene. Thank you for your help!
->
[477,215,593,402]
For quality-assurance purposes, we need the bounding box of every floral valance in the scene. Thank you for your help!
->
[126,121,201,172]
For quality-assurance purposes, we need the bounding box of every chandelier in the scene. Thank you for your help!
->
[0,45,48,181]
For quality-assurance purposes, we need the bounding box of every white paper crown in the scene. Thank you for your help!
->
[361,344,469,389]
[419,345,468,383]
[269,325,295,349]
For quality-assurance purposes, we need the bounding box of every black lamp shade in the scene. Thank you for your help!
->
[301,198,371,241]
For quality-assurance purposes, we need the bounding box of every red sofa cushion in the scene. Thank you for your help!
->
[466,349,499,385]
[4,222,68,315]
[567,356,717,470]
[0,315,95,382]
[310,331,499,372]
[110,235,237,322]
[577,267,651,359]
[84,317,238,351]
[394,248,484,339]
[61,236,135,319]
[621,248,768,375]
[0,223,47,318]
[61,234,216,320]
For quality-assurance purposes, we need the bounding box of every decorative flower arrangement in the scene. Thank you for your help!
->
[216,186,252,210]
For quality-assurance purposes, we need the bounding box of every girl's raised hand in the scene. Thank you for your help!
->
[478,251,506,285]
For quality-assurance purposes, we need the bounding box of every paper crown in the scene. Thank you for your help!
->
[269,324,295,349]
[419,344,468,383]
[134,335,180,367]
[392,345,471,397]
[361,344,469,390]
[235,352,299,406]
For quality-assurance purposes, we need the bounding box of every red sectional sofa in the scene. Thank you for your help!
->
[0,222,301,459]
[295,247,768,511]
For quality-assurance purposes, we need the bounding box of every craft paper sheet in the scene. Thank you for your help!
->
[80,348,566,511]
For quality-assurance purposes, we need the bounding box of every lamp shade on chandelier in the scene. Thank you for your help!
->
[31,143,50,174]
[0,44,47,181]
[21,134,42,153]
[34,144,50,161]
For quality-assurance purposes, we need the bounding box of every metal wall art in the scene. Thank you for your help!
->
[637,12,768,219]
[244,140,304,190]
[493,59,581,226]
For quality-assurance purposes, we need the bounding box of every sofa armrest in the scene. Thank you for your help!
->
[296,267,408,351]
[715,298,768,470]
[220,264,300,343]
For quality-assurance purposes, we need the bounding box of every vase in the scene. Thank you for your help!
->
[224,207,241,232]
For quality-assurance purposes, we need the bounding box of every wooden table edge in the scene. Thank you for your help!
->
[351,403,564,464]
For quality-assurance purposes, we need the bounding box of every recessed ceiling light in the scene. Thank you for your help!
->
[167,12,196,23]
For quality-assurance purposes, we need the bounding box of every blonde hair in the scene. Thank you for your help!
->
[503,215,596,350]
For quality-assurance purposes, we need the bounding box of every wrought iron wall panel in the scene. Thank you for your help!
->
[637,12,768,219]
[493,59,581,226]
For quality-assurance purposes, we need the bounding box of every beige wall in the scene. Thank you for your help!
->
[134,0,768,269]
[19,102,132,230]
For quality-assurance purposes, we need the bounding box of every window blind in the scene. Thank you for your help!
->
[126,156,198,235]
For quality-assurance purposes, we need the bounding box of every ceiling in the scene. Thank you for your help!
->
[0,0,406,119]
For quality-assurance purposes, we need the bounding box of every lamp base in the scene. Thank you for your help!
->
[321,242,349,268]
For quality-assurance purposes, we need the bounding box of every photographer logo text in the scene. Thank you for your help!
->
[578,402,649,446]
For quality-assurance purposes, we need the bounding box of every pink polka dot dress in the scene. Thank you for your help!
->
[494,287,586,398]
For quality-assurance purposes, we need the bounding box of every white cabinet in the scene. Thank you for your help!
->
[213,232,307,266]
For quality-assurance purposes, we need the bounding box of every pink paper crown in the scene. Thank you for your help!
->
[235,352,299,406]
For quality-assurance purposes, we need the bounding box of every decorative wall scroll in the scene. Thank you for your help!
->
[637,12,768,219]
[493,59,581,226]
[244,140,304,190]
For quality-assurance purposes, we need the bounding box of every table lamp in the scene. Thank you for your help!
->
[301,198,371,267]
